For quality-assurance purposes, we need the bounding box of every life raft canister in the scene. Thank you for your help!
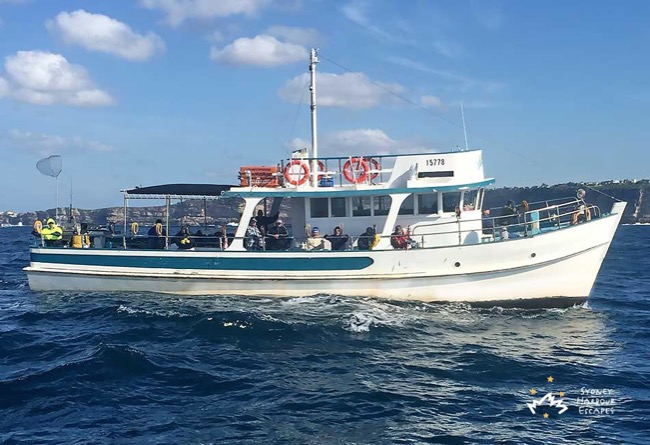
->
[284,160,310,186]
[33,220,43,234]
[342,157,369,183]
[130,221,139,236]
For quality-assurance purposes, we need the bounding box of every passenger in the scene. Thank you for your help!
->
[175,226,194,250]
[390,225,412,250]
[324,226,349,251]
[499,200,517,226]
[245,218,263,250]
[266,219,290,250]
[571,203,592,225]
[255,209,279,233]
[482,209,494,236]
[31,219,43,238]
[80,222,91,248]
[148,219,166,249]
[357,227,375,250]
[41,217,63,247]
[305,227,331,251]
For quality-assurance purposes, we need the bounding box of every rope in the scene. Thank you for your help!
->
[580,183,624,202]
[320,54,544,168]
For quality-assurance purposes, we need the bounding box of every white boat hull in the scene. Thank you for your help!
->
[25,203,625,304]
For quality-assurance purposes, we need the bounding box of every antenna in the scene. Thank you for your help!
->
[69,177,74,223]
[461,102,469,151]
[309,48,319,187]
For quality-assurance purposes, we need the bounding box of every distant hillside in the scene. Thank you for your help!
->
[2,182,648,227]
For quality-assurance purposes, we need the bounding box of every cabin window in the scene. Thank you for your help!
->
[417,193,438,214]
[310,198,329,218]
[462,190,479,211]
[398,195,414,215]
[331,197,346,217]
[352,197,371,217]
[442,192,462,213]
[373,195,391,216]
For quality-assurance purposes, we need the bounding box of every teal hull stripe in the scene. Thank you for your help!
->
[30,252,374,271]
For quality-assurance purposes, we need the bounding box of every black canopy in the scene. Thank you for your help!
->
[124,184,235,198]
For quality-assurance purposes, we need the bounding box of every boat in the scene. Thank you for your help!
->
[24,50,626,306]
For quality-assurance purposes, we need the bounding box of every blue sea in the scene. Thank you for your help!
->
[1,226,648,445]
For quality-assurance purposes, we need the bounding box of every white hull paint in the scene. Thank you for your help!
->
[25,203,624,303]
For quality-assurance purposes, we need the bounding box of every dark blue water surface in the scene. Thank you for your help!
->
[1,226,649,444]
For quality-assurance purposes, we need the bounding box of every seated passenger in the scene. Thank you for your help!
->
[175,226,194,250]
[571,203,592,225]
[324,226,349,251]
[266,219,290,250]
[245,218,263,250]
[255,209,279,232]
[357,227,375,250]
[390,225,412,249]
[148,219,166,249]
[305,227,331,251]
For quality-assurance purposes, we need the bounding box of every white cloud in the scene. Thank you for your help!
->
[3,129,113,155]
[210,35,307,67]
[140,0,270,26]
[421,95,444,108]
[341,1,388,39]
[46,10,165,61]
[470,0,504,31]
[432,40,464,59]
[0,50,114,107]
[279,72,406,109]
[264,25,321,46]
[387,56,505,94]
[289,128,430,156]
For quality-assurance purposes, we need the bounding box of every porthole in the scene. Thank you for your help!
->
[454,262,461,267]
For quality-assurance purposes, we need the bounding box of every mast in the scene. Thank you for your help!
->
[309,48,319,186]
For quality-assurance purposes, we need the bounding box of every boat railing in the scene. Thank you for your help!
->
[410,198,601,247]
[50,197,602,251]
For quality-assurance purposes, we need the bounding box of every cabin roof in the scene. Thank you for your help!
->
[123,183,235,199]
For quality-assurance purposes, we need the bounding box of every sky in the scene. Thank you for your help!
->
[0,0,649,212]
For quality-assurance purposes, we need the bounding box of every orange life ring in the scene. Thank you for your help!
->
[317,160,326,179]
[284,160,310,186]
[33,220,43,234]
[365,157,381,180]
[342,157,369,183]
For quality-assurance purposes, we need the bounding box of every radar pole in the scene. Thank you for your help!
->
[309,48,319,187]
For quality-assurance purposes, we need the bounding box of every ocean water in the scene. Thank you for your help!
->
[0,226,648,445]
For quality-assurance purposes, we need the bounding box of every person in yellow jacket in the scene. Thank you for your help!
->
[41,218,63,246]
